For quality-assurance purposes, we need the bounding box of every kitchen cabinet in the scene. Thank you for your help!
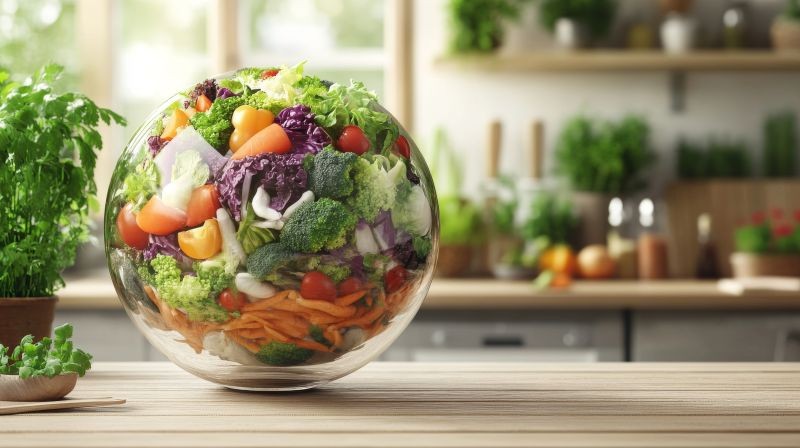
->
[633,311,800,362]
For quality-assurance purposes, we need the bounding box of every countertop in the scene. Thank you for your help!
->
[59,275,800,310]
[4,362,800,447]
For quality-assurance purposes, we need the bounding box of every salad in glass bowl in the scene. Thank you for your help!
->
[105,64,437,390]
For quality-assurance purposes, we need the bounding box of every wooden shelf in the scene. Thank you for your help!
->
[58,276,800,311]
[434,50,800,72]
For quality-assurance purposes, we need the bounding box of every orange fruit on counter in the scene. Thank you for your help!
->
[538,244,578,276]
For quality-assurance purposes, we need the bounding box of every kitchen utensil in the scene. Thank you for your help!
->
[0,397,125,415]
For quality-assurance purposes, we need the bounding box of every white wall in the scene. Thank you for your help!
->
[412,0,800,197]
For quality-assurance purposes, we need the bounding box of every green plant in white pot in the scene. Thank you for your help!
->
[0,65,125,347]
[555,114,654,247]
[772,0,800,51]
[538,0,616,49]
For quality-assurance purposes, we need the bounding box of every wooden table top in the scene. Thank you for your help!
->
[59,276,800,311]
[4,362,800,447]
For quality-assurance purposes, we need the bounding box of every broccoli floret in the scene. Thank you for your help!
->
[308,325,331,346]
[306,146,359,199]
[256,341,313,366]
[346,156,406,222]
[243,91,289,116]
[280,198,356,253]
[296,256,351,283]
[246,242,296,279]
[148,255,229,323]
[412,236,432,259]
[189,95,244,152]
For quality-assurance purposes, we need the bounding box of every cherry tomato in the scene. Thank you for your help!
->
[195,94,212,112]
[336,125,370,155]
[135,196,187,236]
[177,218,222,260]
[231,105,274,134]
[219,288,247,311]
[185,185,221,228]
[338,277,365,297]
[384,266,408,293]
[261,69,279,79]
[160,109,189,140]
[300,271,337,301]
[116,203,149,250]
[395,135,411,159]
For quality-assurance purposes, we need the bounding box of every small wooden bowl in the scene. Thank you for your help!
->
[0,373,77,401]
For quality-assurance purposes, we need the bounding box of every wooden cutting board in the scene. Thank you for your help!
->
[0,397,125,415]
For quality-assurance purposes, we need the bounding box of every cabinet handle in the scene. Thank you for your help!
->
[482,336,523,347]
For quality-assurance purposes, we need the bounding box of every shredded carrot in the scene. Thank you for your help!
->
[333,290,367,307]
[292,338,332,352]
[225,331,261,353]
[334,305,385,329]
[296,298,357,318]
[326,327,343,347]
[241,290,291,312]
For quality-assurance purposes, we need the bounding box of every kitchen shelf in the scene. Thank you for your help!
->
[59,276,800,311]
[434,50,800,72]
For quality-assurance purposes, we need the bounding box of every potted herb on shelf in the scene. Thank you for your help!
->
[731,210,800,277]
[772,0,800,52]
[0,65,125,347]
[538,0,616,49]
[764,111,797,177]
[425,129,485,277]
[447,0,528,53]
[555,114,654,247]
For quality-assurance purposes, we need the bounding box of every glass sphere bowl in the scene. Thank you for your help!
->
[104,69,438,390]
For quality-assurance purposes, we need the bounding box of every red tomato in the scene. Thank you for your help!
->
[384,266,408,293]
[135,196,187,236]
[395,135,411,159]
[186,185,221,228]
[116,203,149,250]
[300,271,337,301]
[219,288,247,311]
[261,69,279,79]
[338,277,365,296]
[336,125,370,155]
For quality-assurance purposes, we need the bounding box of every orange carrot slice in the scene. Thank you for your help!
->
[231,123,291,159]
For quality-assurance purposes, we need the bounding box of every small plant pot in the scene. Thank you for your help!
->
[772,18,800,52]
[571,192,612,248]
[730,252,800,278]
[0,373,77,401]
[436,245,474,278]
[661,13,696,54]
[0,297,57,348]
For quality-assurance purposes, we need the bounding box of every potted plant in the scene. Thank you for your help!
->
[424,129,485,277]
[538,0,616,49]
[0,65,125,347]
[0,324,92,401]
[772,0,800,51]
[730,210,800,278]
[447,0,528,53]
[555,114,654,247]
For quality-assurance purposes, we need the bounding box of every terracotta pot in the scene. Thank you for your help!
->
[772,18,800,52]
[436,245,474,278]
[571,192,612,248]
[730,253,800,278]
[0,297,57,348]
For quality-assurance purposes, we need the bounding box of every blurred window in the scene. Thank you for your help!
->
[238,0,386,97]
[0,0,79,88]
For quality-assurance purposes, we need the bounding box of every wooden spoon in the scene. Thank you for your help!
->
[0,373,77,401]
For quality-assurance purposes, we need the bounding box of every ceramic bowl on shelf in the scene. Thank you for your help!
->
[105,65,438,390]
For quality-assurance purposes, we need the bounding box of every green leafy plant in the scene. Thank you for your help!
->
[734,210,800,254]
[0,323,92,378]
[763,111,797,177]
[538,0,616,39]
[423,128,485,246]
[520,194,577,245]
[784,0,800,21]
[676,139,751,179]
[555,114,654,195]
[0,65,125,297]
[447,0,528,53]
